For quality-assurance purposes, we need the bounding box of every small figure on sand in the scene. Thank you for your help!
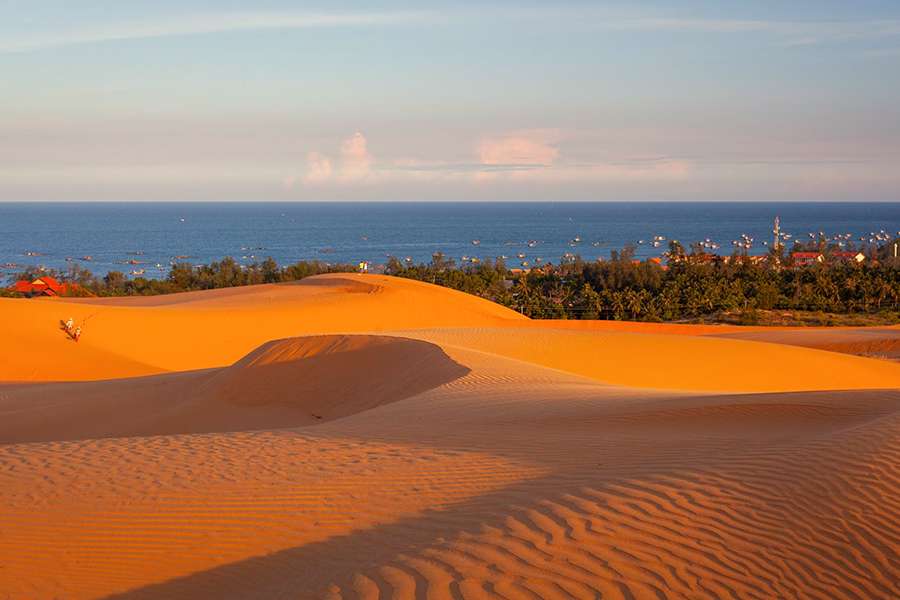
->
[60,317,83,342]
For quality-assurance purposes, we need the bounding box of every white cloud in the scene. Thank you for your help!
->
[478,131,560,167]
[8,7,899,56]
[471,129,691,182]
[302,132,373,185]
[502,8,900,48]
[0,10,434,54]
[340,132,373,180]
[303,151,333,185]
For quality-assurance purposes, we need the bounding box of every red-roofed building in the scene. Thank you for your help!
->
[9,276,79,297]
[791,252,824,267]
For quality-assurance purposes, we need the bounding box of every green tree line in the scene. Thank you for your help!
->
[6,242,900,323]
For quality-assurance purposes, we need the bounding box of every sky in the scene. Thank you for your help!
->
[1,0,900,201]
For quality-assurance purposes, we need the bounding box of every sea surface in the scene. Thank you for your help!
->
[2,202,899,278]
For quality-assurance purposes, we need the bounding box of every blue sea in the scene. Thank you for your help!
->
[2,202,899,278]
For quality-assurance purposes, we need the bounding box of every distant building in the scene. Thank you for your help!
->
[831,251,866,264]
[717,254,769,265]
[9,276,80,297]
[791,252,824,267]
[691,253,721,264]
[744,255,769,266]
[667,252,718,265]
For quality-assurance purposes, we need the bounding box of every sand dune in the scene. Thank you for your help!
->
[0,335,468,444]
[402,327,900,392]
[0,275,523,380]
[713,327,900,360]
[1,275,899,599]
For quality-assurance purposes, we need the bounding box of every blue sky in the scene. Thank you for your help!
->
[2,1,899,200]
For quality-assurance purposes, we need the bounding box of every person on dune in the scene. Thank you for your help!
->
[72,326,82,342]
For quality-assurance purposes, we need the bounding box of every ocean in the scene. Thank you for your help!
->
[2,202,899,278]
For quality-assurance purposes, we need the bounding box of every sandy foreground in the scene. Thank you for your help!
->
[1,274,898,599]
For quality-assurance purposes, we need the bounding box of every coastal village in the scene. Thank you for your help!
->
[5,218,895,298]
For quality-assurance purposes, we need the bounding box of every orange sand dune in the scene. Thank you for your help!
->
[3,274,899,392]
[714,327,900,360]
[0,275,523,379]
[406,327,900,392]
[1,274,899,599]
[0,335,468,444]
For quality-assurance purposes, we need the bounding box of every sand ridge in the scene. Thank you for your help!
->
[1,274,899,599]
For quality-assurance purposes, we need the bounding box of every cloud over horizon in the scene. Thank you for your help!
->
[478,131,560,168]
[299,132,374,186]
[291,129,694,192]
[0,10,434,54]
